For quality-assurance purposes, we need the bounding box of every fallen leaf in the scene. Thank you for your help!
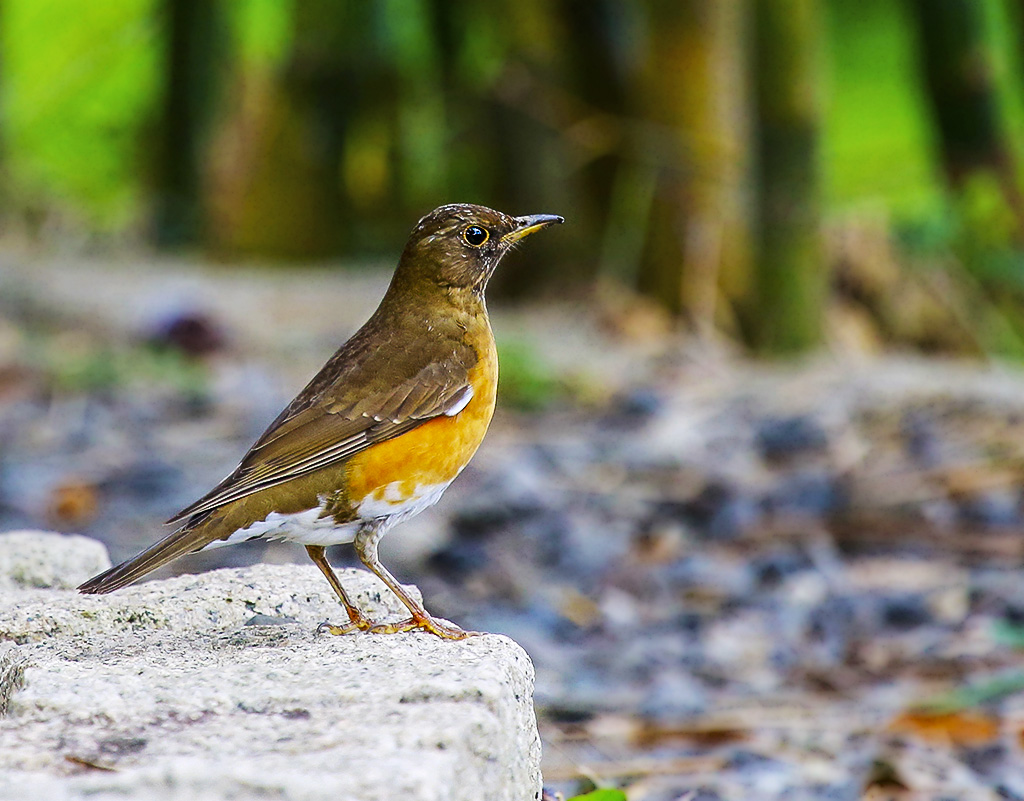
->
[889,709,999,747]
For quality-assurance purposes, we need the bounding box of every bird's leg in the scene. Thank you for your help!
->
[353,523,479,640]
[305,545,373,634]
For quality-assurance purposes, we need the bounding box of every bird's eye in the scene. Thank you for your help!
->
[463,225,489,247]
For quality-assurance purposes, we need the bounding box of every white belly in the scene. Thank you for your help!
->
[355,480,452,523]
[205,507,360,549]
[203,480,453,550]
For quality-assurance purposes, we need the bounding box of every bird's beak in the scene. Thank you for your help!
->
[502,213,564,244]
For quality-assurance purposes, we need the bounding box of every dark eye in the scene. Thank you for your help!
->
[463,225,489,247]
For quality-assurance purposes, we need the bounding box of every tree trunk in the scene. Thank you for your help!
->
[553,0,631,285]
[909,0,1023,223]
[153,0,223,249]
[749,0,824,354]
[382,0,448,212]
[635,0,751,333]
[478,0,576,297]
[208,3,393,259]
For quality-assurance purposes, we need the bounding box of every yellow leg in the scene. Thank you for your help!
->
[352,524,480,640]
[305,545,373,633]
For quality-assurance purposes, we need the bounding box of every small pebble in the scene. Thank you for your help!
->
[756,415,828,463]
[148,311,226,357]
[765,471,845,517]
[958,491,1021,528]
[244,614,298,626]
[639,670,707,721]
[902,410,942,467]
[685,480,761,540]
[426,540,488,581]
[879,594,932,631]
[614,387,663,420]
[750,548,813,589]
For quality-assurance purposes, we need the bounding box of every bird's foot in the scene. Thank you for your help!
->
[316,612,479,640]
[316,620,363,636]
[369,613,480,640]
[315,606,375,636]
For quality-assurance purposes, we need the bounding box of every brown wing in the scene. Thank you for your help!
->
[167,339,475,525]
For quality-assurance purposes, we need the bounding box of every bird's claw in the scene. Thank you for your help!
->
[316,620,362,636]
[369,614,480,639]
[316,606,374,636]
[315,614,479,640]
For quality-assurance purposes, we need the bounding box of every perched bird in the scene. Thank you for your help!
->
[79,204,563,639]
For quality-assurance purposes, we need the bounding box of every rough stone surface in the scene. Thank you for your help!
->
[0,531,112,590]
[0,533,541,801]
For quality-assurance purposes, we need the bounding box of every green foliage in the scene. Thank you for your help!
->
[896,177,1022,269]
[226,0,295,68]
[3,1,1024,363]
[495,339,563,411]
[0,0,955,232]
[890,170,1024,362]
[981,0,1024,174]
[992,619,1024,650]
[382,0,448,205]
[4,0,160,228]
[32,335,209,399]
[3,0,295,229]
[821,0,943,218]
[914,667,1024,714]
[565,790,628,801]
[957,175,1019,255]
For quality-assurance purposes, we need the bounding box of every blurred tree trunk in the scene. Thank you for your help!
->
[154,0,223,249]
[748,0,824,354]
[208,3,388,259]
[908,0,1024,227]
[383,0,448,212]
[480,0,576,297]
[554,0,630,285]
[635,0,751,332]
[426,0,493,201]
[276,1,360,254]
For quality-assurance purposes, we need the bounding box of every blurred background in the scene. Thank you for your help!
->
[5,1,1024,799]
[2,0,1024,351]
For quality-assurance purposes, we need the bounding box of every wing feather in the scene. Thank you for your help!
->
[166,362,472,525]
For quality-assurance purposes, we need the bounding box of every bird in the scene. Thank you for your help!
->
[79,203,563,639]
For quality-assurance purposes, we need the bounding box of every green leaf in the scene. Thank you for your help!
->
[566,790,628,801]
[914,669,1024,714]
[992,618,1024,649]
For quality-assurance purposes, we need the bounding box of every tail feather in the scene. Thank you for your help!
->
[78,522,213,594]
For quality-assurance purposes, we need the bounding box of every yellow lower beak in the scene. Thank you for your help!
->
[502,214,564,244]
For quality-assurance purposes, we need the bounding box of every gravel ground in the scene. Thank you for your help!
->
[4,254,1024,799]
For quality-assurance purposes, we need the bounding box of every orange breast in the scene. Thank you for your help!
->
[343,334,498,509]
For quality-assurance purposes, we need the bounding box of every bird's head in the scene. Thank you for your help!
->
[396,203,563,294]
